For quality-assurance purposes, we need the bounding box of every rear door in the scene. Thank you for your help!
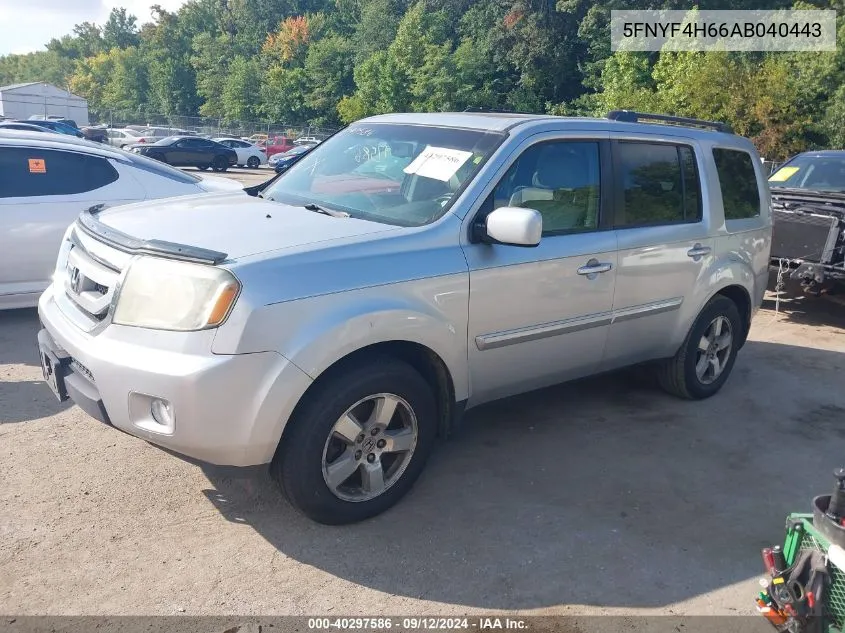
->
[0,148,143,302]
[601,139,713,370]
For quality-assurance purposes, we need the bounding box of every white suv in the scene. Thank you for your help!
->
[36,111,772,524]
[0,131,243,309]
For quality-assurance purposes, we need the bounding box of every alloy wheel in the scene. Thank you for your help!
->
[321,393,418,502]
[695,315,733,385]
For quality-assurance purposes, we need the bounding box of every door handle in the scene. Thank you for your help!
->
[577,259,613,277]
[687,244,712,260]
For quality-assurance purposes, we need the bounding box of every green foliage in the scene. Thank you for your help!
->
[103,8,140,50]
[222,56,263,121]
[1,0,842,158]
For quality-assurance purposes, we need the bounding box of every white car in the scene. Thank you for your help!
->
[105,128,142,149]
[0,130,244,309]
[294,136,321,145]
[213,138,267,168]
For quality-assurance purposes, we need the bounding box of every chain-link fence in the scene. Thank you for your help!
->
[90,109,338,141]
[0,93,338,140]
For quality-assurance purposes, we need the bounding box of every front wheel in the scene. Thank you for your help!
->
[272,358,437,524]
[247,156,260,168]
[656,295,742,400]
[197,164,210,171]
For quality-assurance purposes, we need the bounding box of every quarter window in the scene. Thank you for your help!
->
[713,148,761,220]
[491,141,601,234]
[615,142,701,227]
[0,148,119,198]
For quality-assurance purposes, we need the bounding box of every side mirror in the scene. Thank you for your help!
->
[482,206,542,247]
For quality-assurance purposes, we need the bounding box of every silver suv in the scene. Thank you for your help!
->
[37,111,772,524]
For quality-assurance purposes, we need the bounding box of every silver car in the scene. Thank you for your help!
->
[37,111,772,524]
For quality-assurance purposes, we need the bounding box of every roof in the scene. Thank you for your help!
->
[363,112,552,132]
[0,81,41,92]
[361,111,748,144]
[0,130,126,160]
[795,150,845,156]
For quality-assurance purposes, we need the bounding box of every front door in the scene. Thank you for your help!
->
[463,137,618,405]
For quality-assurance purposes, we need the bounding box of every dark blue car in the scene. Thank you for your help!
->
[19,120,84,138]
[271,144,314,173]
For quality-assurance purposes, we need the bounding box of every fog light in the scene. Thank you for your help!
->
[150,398,173,426]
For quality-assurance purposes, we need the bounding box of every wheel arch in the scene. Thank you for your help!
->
[279,340,460,453]
[713,284,752,347]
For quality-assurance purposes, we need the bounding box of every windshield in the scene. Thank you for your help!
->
[770,154,845,192]
[262,123,503,226]
[154,136,181,145]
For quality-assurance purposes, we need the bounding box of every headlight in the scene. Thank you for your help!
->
[113,257,240,331]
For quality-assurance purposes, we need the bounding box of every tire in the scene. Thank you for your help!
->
[212,155,229,172]
[247,156,260,169]
[656,295,743,400]
[272,358,437,525]
[197,165,210,171]
[149,152,165,163]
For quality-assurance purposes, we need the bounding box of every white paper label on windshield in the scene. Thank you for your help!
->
[403,146,474,182]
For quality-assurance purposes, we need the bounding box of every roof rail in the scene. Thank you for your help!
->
[606,110,733,134]
[463,106,534,115]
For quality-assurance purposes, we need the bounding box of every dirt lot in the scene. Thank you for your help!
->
[2,169,844,617]
[1,283,844,617]
[187,165,276,189]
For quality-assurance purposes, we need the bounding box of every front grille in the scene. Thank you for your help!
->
[63,242,121,322]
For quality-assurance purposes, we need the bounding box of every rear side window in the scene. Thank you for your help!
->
[713,148,761,220]
[614,142,701,227]
[0,147,118,198]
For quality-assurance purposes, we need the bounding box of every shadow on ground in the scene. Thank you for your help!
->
[762,293,845,330]
[199,331,845,610]
[0,307,71,423]
[0,308,41,368]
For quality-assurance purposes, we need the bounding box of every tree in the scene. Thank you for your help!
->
[102,8,140,50]
[222,56,263,121]
[304,35,356,125]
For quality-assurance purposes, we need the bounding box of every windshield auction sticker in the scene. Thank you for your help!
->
[403,146,473,182]
[769,166,800,182]
[611,9,836,52]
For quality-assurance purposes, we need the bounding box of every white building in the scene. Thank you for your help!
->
[0,82,89,125]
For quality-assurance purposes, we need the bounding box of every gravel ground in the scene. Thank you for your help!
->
[1,290,844,618]
[1,172,843,619]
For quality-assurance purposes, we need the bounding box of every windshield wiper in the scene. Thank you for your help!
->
[303,203,350,218]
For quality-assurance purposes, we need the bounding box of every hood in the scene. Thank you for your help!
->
[94,192,399,259]
[197,175,246,193]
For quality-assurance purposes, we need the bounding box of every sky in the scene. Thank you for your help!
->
[0,0,190,56]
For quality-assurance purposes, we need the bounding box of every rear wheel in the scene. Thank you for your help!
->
[272,358,437,524]
[247,156,260,169]
[656,295,742,400]
[212,155,228,172]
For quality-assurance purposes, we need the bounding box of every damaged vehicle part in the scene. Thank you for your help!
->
[769,151,845,294]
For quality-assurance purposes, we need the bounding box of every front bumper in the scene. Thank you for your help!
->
[38,286,313,466]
